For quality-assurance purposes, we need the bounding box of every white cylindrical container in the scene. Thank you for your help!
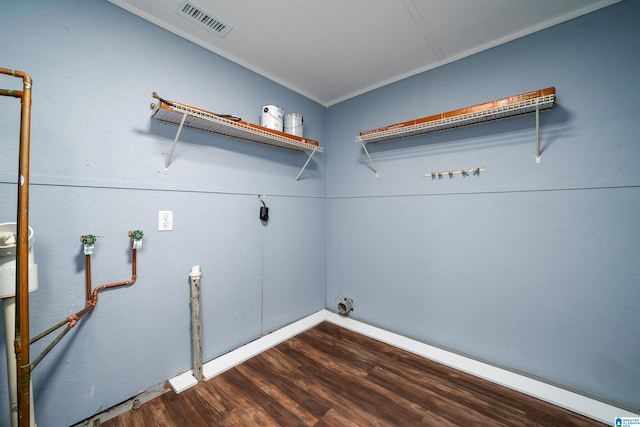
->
[0,223,38,298]
[261,105,283,131]
[1,222,38,427]
[284,113,303,137]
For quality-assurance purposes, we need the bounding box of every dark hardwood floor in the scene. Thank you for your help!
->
[104,322,606,426]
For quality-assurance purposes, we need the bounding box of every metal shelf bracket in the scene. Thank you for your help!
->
[295,149,317,181]
[164,112,187,170]
[535,101,541,164]
[359,140,379,177]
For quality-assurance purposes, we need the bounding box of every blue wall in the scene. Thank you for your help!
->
[0,0,638,425]
[326,0,639,413]
[0,1,325,425]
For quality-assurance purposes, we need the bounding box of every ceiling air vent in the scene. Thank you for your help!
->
[176,1,233,38]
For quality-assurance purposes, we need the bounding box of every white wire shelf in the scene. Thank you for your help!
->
[153,103,322,152]
[356,87,556,176]
[150,93,323,179]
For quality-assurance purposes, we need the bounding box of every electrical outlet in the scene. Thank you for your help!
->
[158,210,173,231]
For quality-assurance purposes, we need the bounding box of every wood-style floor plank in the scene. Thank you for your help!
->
[103,322,606,426]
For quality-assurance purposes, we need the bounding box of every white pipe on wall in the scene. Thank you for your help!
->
[0,223,38,427]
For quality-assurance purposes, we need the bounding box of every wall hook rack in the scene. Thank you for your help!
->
[425,167,487,179]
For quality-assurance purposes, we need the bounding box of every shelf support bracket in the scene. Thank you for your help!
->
[295,150,317,181]
[359,140,379,177]
[165,112,188,170]
[535,101,541,164]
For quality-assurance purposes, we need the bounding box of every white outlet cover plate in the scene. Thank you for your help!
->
[158,210,173,231]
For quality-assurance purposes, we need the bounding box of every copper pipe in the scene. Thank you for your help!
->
[1,67,33,427]
[5,69,142,426]
[85,254,92,302]
[30,317,67,345]
[30,326,71,372]
[0,88,23,98]
[29,234,140,375]
[66,246,137,327]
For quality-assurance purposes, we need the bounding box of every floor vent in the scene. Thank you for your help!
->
[176,1,233,38]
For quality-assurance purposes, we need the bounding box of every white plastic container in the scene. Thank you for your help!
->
[284,113,303,137]
[0,222,38,298]
[261,105,283,131]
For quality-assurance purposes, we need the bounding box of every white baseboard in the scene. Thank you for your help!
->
[169,310,327,389]
[323,311,638,424]
[202,310,327,380]
[168,370,198,394]
[169,309,638,424]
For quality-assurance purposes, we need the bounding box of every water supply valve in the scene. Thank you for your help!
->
[80,234,97,255]
[129,230,144,249]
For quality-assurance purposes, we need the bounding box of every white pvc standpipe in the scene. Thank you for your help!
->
[3,297,36,427]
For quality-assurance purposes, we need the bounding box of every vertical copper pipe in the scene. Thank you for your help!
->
[85,254,92,303]
[17,70,32,427]
[1,67,33,427]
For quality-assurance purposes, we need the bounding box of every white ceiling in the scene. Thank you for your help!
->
[108,0,619,107]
